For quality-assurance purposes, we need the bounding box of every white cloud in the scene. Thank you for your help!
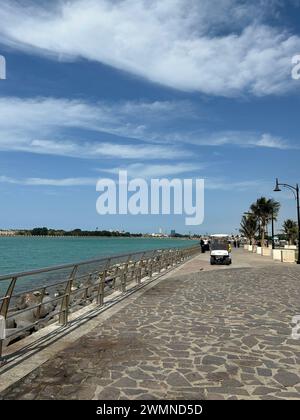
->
[205,178,269,191]
[14,139,187,160]
[0,0,299,96]
[189,131,292,149]
[0,174,273,193]
[0,96,186,140]
[0,97,293,160]
[0,97,189,159]
[255,133,289,149]
[100,162,204,178]
[0,175,96,186]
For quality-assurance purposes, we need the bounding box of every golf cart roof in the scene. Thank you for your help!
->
[211,234,229,238]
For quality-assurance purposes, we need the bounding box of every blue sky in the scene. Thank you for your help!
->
[0,0,300,234]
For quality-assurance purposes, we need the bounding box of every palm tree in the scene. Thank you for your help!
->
[282,219,298,245]
[250,197,280,247]
[240,214,258,245]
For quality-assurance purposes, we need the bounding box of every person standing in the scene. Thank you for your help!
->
[200,238,205,253]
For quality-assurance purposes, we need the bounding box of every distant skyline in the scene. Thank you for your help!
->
[1,0,300,234]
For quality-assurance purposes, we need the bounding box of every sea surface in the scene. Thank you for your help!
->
[0,236,198,277]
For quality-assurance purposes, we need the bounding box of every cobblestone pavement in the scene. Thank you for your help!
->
[1,250,300,400]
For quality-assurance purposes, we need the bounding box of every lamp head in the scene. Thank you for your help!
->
[274,178,281,192]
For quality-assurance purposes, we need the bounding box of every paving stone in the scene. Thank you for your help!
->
[127,368,153,381]
[274,371,300,387]
[135,393,157,400]
[206,387,249,396]
[77,386,96,400]
[202,356,226,366]
[252,387,279,396]
[221,379,243,388]
[166,372,191,387]
[242,336,258,348]
[207,371,230,381]
[96,387,121,400]
[274,392,300,399]
[113,377,137,388]
[256,368,272,377]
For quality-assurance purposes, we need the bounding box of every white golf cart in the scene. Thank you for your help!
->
[210,234,232,265]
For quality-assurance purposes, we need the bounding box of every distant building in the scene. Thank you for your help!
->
[0,230,16,236]
[170,230,176,237]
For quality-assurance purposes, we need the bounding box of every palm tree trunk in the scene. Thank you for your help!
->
[261,221,265,247]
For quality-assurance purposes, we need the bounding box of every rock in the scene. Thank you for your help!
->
[16,292,40,310]
[14,308,35,327]
[34,295,56,318]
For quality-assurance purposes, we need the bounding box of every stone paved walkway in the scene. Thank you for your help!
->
[1,249,300,400]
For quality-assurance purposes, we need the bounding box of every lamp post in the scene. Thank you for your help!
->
[274,178,300,264]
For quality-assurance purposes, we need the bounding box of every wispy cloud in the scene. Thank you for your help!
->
[14,139,188,160]
[0,0,299,96]
[0,97,190,159]
[187,131,293,150]
[0,174,266,192]
[0,175,96,186]
[205,178,272,192]
[100,163,205,178]
[0,97,293,161]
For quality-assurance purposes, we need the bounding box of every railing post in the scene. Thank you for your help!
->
[59,265,78,326]
[172,250,177,265]
[169,250,173,266]
[148,251,156,277]
[35,287,46,320]
[112,264,120,290]
[121,255,131,293]
[137,253,146,284]
[97,259,111,306]
[160,250,165,271]
[164,250,170,269]
[84,274,92,300]
[0,276,17,359]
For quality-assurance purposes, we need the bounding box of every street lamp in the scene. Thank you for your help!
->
[274,178,300,264]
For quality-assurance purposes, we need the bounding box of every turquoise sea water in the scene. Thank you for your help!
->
[0,236,198,276]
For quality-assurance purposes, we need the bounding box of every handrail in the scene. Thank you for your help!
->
[0,249,151,282]
[0,244,200,360]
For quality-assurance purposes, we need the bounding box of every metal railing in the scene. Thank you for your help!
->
[0,244,200,359]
